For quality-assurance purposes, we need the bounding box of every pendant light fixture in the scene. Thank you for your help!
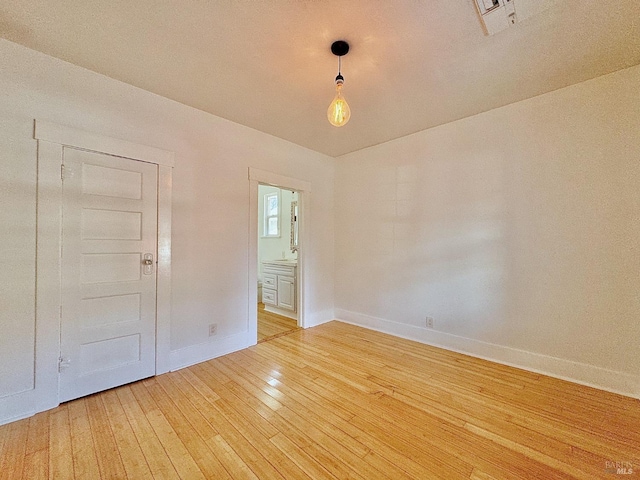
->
[327,40,351,127]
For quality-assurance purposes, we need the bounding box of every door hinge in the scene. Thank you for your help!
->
[58,356,71,372]
[60,164,65,181]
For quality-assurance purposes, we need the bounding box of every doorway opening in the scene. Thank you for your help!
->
[257,184,301,342]
[248,168,310,346]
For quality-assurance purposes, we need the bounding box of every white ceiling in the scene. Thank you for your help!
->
[1,0,639,157]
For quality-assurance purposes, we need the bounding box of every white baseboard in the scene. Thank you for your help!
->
[0,409,36,427]
[170,331,253,371]
[264,305,298,321]
[304,308,335,328]
[0,387,59,427]
[335,309,640,399]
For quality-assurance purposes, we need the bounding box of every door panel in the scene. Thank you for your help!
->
[60,147,158,403]
[78,334,141,374]
[82,253,142,284]
[82,163,143,199]
[81,209,142,240]
[81,294,141,327]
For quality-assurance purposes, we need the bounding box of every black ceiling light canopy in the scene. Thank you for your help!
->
[331,40,350,57]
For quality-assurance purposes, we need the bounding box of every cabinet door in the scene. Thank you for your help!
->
[277,275,295,311]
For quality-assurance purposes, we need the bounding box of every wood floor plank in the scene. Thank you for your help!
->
[245,346,499,479]
[101,389,154,479]
[269,432,337,480]
[24,411,50,456]
[85,395,128,479]
[129,382,207,480]
[220,354,374,459]
[48,405,74,480]
[258,336,566,478]
[115,386,180,480]
[0,418,29,480]
[237,349,439,480]
[210,434,260,480]
[183,365,280,440]
[154,373,287,480]
[21,412,50,479]
[0,419,7,455]
[0,321,638,480]
[158,373,268,479]
[67,399,102,479]
[307,324,640,469]
[330,324,640,445]
[145,380,234,480]
[239,348,354,421]
[212,396,313,480]
[251,340,560,477]
[22,448,48,480]
[216,355,409,480]
[193,358,363,479]
[166,368,302,480]
[203,360,284,412]
[187,363,279,424]
[228,351,369,457]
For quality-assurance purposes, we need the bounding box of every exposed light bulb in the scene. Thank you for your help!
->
[328,40,351,127]
[327,80,351,127]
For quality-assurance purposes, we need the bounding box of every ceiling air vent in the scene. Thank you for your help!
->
[475,0,552,35]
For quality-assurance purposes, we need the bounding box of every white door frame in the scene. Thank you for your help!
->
[248,168,311,342]
[34,120,173,409]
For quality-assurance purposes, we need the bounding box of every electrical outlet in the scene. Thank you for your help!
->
[426,317,434,329]
[209,323,218,336]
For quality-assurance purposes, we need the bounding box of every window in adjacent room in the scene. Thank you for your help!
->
[263,192,280,237]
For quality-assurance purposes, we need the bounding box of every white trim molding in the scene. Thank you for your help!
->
[249,168,312,193]
[0,141,62,426]
[248,168,312,345]
[335,309,640,400]
[34,120,175,167]
[155,165,173,374]
[0,120,174,426]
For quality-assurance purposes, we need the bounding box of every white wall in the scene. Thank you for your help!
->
[0,39,335,423]
[0,119,37,401]
[335,65,640,398]
[257,186,298,283]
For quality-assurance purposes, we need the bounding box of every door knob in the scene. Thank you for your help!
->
[142,253,154,275]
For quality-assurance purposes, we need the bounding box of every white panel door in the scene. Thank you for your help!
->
[60,148,158,402]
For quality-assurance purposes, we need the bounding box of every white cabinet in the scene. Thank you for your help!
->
[262,261,297,318]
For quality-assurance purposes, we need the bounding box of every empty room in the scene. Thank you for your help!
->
[0,1,638,478]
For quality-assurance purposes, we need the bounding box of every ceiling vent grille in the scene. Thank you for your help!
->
[475,0,552,35]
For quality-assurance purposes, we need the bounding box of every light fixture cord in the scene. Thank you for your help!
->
[338,55,342,76]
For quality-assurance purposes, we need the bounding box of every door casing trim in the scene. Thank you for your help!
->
[34,120,173,409]
[248,168,311,343]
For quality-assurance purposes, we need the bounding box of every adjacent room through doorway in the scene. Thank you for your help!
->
[256,184,301,342]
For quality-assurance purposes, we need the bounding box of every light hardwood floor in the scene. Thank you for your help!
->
[257,302,300,343]
[0,321,638,479]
